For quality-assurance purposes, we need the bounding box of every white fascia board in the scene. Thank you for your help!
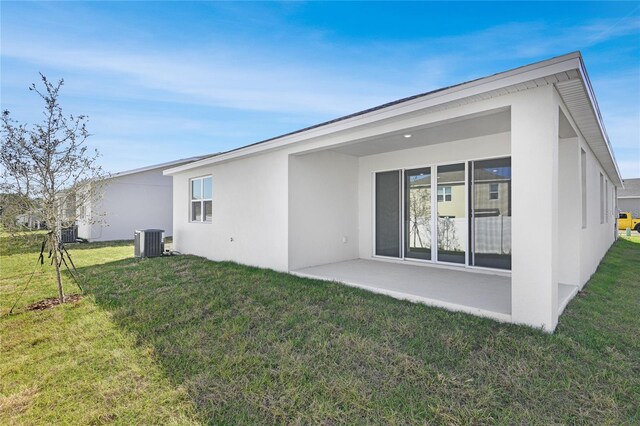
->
[164,53,584,176]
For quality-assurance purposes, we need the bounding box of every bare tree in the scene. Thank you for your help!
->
[1,74,106,303]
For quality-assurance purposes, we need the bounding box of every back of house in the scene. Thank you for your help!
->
[164,52,622,332]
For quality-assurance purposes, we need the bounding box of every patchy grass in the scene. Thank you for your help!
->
[0,234,197,425]
[1,234,639,424]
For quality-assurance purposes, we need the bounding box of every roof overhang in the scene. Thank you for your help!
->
[164,52,622,186]
[555,56,622,186]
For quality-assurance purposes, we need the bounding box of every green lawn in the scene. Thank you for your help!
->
[1,233,639,424]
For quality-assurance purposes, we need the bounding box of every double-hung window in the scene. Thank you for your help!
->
[190,176,212,223]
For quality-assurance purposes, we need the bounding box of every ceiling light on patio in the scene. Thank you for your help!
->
[403,134,412,138]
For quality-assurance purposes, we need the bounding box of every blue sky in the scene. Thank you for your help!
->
[2,1,639,177]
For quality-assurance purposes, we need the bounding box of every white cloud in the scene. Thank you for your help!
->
[1,39,402,117]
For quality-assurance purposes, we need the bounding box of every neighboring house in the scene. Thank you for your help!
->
[618,178,640,218]
[15,211,45,229]
[164,52,622,332]
[78,157,206,242]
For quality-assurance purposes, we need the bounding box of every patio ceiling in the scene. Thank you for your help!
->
[328,108,510,157]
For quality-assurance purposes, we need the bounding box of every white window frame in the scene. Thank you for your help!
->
[437,186,452,202]
[190,176,212,223]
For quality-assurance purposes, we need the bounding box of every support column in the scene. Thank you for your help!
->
[511,86,559,332]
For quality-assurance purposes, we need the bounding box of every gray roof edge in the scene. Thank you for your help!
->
[110,154,215,179]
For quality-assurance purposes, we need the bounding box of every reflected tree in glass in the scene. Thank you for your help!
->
[437,163,466,264]
[437,216,460,251]
[405,168,431,260]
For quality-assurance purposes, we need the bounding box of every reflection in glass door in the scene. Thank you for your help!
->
[470,158,512,269]
[374,158,511,271]
[436,163,466,264]
[404,167,432,260]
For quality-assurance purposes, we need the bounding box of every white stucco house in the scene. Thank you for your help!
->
[164,52,622,332]
[78,157,205,242]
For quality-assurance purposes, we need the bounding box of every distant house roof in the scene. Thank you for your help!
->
[110,154,216,179]
[619,178,640,198]
[164,52,622,187]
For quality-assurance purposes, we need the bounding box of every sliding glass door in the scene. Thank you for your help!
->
[436,163,466,264]
[404,167,432,260]
[374,157,510,271]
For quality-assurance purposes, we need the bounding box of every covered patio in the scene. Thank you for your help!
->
[293,260,578,323]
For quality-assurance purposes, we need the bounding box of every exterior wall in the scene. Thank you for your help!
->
[172,150,290,271]
[576,132,618,287]
[558,136,581,287]
[554,97,618,289]
[288,150,359,270]
[78,168,175,241]
[510,86,618,331]
[358,132,511,259]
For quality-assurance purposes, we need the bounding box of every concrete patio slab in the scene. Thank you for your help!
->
[293,259,513,322]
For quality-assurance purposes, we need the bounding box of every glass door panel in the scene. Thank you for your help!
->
[375,170,401,257]
[436,163,466,264]
[404,167,432,260]
[470,158,511,269]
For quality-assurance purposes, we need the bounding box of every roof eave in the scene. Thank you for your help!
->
[576,57,624,187]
